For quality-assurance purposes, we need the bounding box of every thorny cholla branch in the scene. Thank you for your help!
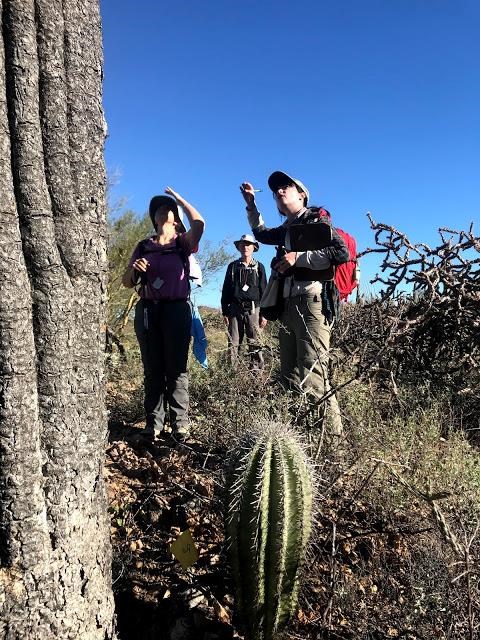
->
[359,214,479,303]
[331,216,479,424]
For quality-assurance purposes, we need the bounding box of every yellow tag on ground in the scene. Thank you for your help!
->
[170,530,199,569]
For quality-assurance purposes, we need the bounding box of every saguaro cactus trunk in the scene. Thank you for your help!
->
[0,0,115,637]
[226,423,314,640]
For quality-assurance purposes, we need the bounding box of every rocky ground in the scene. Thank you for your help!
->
[107,419,236,640]
[106,407,450,640]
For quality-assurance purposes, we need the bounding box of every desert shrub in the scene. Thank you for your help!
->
[189,344,290,448]
[333,220,479,438]
[105,216,480,639]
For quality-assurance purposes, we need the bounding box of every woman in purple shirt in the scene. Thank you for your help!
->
[123,187,205,442]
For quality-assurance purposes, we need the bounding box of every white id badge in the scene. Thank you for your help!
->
[242,284,250,292]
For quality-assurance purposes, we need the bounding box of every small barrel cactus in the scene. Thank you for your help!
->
[225,423,314,640]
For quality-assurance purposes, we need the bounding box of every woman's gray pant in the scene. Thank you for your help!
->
[134,299,191,435]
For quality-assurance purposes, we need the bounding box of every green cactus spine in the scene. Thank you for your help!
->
[226,423,313,640]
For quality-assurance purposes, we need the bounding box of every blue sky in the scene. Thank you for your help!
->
[101,0,479,306]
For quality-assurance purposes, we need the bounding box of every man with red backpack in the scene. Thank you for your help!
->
[240,171,349,433]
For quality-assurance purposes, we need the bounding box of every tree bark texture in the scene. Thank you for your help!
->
[0,0,115,637]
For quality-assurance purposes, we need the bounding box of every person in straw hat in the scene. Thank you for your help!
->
[221,234,267,370]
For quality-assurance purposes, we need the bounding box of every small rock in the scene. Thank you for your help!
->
[169,616,194,640]
[193,482,211,497]
[181,587,207,609]
[149,510,161,525]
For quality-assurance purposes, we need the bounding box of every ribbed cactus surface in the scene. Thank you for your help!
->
[226,423,313,640]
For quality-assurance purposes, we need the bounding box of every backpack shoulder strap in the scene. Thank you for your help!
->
[175,235,192,296]
[299,206,332,225]
[137,238,149,258]
[231,260,238,286]
[174,234,185,257]
[135,239,150,293]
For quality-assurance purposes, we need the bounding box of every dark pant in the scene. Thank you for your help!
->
[134,299,192,435]
[227,303,264,369]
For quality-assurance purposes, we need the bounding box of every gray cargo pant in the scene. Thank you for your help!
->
[227,303,264,370]
[278,294,342,435]
[134,299,191,436]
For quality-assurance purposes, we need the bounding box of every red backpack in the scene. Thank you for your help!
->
[316,208,359,301]
[335,228,358,301]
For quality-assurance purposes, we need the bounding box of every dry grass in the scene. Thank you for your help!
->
[106,304,480,640]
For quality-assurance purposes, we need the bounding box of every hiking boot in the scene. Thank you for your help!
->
[141,426,165,442]
[172,423,190,444]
